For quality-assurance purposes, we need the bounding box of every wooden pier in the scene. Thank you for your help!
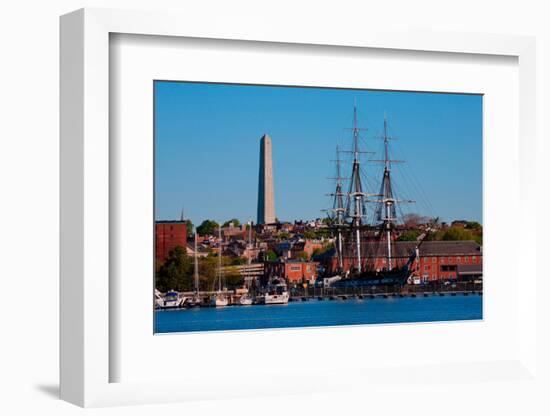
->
[157,281,483,310]
[290,290,482,302]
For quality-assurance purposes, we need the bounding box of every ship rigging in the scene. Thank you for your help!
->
[326,105,436,287]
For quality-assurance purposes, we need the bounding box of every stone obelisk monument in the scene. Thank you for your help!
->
[257,134,276,224]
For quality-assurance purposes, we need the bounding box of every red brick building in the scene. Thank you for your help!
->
[291,239,325,259]
[330,240,482,282]
[263,259,319,284]
[403,241,482,281]
[155,221,187,264]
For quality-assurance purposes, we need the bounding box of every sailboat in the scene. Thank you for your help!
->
[239,294,253,306]
[239,221,254,305]
[187,230,202,307]
[323,144,346,287]
[210,227,229,307]
[325,106,436,288]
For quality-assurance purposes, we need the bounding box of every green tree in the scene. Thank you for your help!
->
[441,227,475,241]
[303,230,316,239]
[198,256,218,291]
[229,256,246,266]
[465,221,482,230]
[156,246,193,292]
[222,218,241,228]
[426,230,445,241]
[224,267,244,288]
[397,229,421,241]
[196,219,219,236]
[185,219,194,238]
[265,250,277,261]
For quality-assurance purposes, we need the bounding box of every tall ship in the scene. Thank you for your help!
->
[325,105,436,288]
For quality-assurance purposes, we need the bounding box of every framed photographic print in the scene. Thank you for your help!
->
[60,8,538,408]
[152,81,484,334]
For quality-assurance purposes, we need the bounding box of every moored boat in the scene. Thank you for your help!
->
[210,227,229,307]
[239,294,253,305]
[160,290,186,309]
[210,293,229,307]
[263,279,289,305]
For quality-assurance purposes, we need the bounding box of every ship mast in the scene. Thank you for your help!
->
[217,227,224,292]
[246,220,252,287]
[328,145,346,272]
[372,114,411,270]
[194,230,200,293]
[345,104,370,273]
[381,116,396,269]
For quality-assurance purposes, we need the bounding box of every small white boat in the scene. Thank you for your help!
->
[186,293,202,307]
[210,293,229,307]
[239,294,253,305]
[161,290,186,309]
[154,289,164,309]
[210,227,229,307]
[264,279,289,305]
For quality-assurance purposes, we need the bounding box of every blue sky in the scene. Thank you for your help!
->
[154,81,482,226]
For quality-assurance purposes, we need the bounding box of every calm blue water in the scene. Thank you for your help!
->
[155,295,483,333]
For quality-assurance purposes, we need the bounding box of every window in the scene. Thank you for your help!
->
[473,256,477,262]
[432,257,436,263]
[424,265,430,271]
[456,257,461,263]
[464,257,468,263]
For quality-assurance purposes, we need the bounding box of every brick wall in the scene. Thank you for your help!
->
[155,221,187,264]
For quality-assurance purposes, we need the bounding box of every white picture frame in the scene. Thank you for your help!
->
[60,8,538,408]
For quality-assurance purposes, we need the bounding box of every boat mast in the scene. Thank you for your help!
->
[217,227,223,292]
[194,230,200,292]
[346,104,369,273]
[373,114,411,270]
[382,117,394,269]
[330,145,346,272]
[246,220,252,287]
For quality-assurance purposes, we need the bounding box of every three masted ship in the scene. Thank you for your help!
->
[325,105,435,288]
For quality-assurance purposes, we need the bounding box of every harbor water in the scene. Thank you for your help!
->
[155,294,483,333]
